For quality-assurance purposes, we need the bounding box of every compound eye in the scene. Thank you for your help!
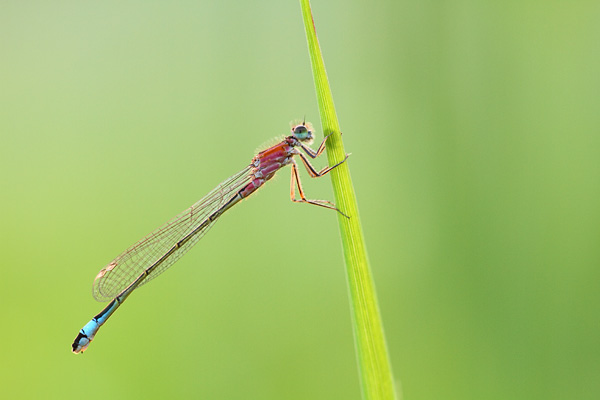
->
[293,125,308,135]
[292,124,312,141]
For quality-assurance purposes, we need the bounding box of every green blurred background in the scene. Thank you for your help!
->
[1,1,599,399]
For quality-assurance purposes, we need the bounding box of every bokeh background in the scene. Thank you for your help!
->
[2,1,599,399]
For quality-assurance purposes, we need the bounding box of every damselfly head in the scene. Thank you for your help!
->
[290,121,314,144]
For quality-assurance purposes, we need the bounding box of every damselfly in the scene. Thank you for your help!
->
[72,121,349,353]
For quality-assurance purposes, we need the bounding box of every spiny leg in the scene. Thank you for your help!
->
[298,132,334,158]
[290,162,336,209]
[297,152,350,178]
[289,160,349,218]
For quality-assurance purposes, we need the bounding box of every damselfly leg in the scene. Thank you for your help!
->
[290,135,350,218]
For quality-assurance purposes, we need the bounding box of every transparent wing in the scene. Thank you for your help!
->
[92,166,253,302]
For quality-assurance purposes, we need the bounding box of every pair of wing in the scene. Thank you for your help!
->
[92,166,253,302]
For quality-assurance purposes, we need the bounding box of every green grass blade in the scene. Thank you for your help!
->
[299,1,398,399]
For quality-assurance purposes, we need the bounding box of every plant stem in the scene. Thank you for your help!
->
[299,1,398,399]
